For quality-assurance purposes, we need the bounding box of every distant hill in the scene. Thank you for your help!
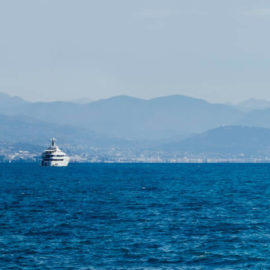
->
[0,114,129,150]
[0,92,28,114]
[164,126,270,156]
[0,93,243,140]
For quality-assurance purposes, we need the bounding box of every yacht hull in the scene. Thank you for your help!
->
[41,158,70,167]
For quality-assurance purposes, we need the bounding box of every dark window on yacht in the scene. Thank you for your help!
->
[45,155,65,158]
[44,159,64,161]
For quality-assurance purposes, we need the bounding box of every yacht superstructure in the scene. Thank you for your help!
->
[41,138,70,167]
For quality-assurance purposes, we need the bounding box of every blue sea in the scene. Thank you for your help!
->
[1,163,270,269]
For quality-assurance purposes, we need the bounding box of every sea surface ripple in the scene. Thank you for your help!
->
[1,163,270,269]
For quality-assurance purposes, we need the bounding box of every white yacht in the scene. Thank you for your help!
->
[41,138,70,167]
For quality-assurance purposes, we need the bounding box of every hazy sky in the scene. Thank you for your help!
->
[1,0,270,103]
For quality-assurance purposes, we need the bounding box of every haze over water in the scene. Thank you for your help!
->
[2,163,270,269]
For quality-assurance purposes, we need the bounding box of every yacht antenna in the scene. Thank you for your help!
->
[51,138,56,147]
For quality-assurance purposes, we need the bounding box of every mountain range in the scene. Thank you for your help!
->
[2,92,270,158]
[0,93,243,140]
